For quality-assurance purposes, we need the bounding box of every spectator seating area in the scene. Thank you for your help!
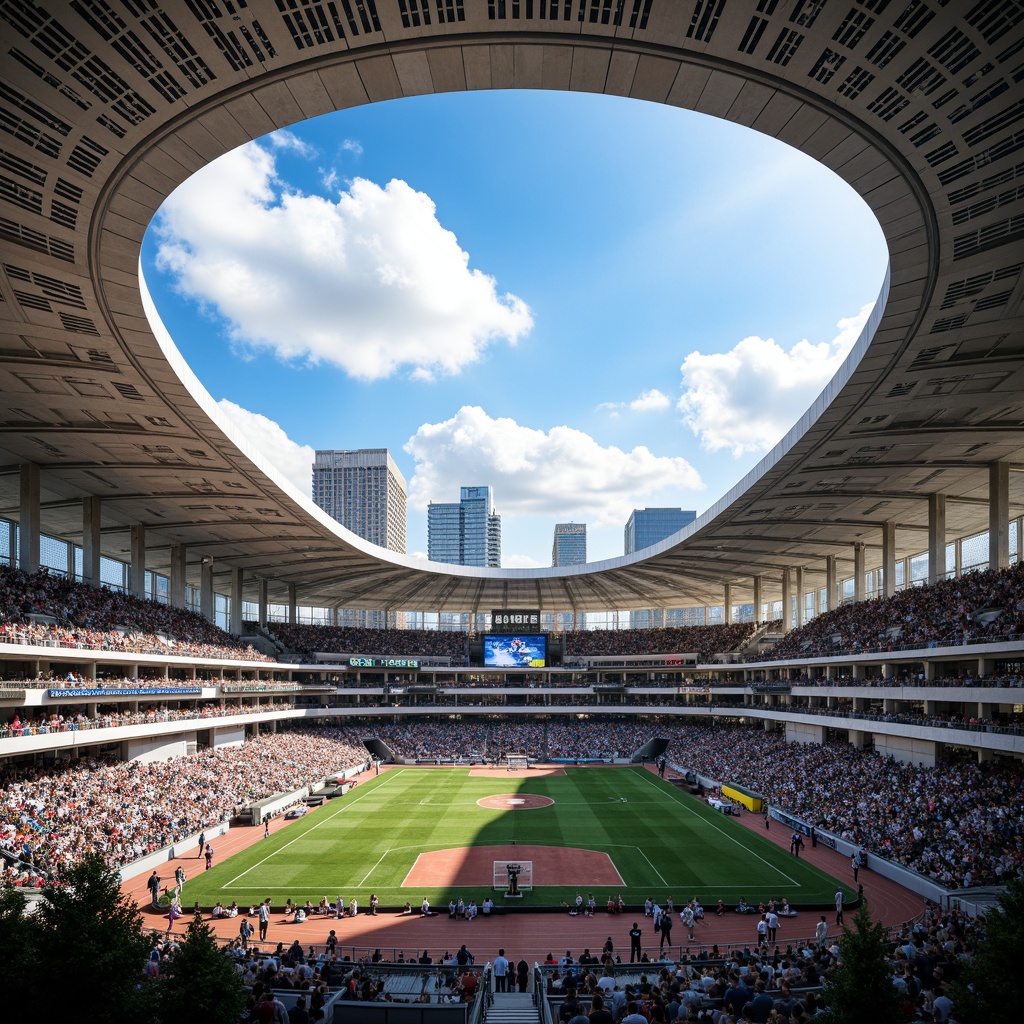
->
[768,562,1024,660]
[0,725,368,881]
[271,623,469,662]
[562,622,757,662]
[3,717,1020,891]
[0,566,273,661]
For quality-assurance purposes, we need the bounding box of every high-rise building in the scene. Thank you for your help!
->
[428,486,501,567]
[552,523,587,631]
[624,507,697,555]
[625,508,697,630]
[312,449,407,553]
[552,523,587,567]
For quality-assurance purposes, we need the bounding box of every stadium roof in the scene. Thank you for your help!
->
[0,1,1021,615]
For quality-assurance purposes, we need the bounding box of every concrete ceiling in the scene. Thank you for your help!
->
[0,0,1022,614]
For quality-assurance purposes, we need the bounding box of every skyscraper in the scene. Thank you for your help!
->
[552,523,587,567]
[552,523,587,631]
[428,486,501,567]
[312,449,407,553]
[624,508,697,555]
[625,508,697,629]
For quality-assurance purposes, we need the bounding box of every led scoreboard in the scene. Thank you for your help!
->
[348,657,420,670]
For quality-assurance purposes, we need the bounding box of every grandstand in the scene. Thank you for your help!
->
[0,1,1021,1018]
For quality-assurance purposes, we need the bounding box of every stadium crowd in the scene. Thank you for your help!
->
[1,709,1020,890]
[768,561,1024,660]
[271,624,468,663]
[168,895,977,1022]
[0,725,369,880]
[0,700,295,739]
[0,566,273,661]
[563,623,756,662]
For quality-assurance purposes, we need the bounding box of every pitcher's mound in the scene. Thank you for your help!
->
[477,793,554,810]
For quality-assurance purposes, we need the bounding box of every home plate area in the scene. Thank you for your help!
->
[403,845,624,888]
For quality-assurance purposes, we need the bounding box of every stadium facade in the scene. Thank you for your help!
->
[0,2,1023,821]
[0,1,1020,621]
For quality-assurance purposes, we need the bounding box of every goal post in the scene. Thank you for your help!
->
[493,860,533,893]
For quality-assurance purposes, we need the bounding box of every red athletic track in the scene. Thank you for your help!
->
[121,765,925,962]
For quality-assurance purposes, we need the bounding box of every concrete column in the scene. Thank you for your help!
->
[129,524,146,598]
[18,463,40,573]
[200,558,214,622]
[826,555,838,611]
[989,462,1010,570]
[288,583,297,625]
[258,578,269,627]
[928,493,946,584]
[854,542,866,603]
[229,566,243,635]
[753,576,763,624]
[82,496,101,587]
[881,521,896,598]
[795,567,805,627]
[848,730,865,750]
[781,569,791,630]
[330,606,338,627]
[723,584,732,625]
[169,544,186,608]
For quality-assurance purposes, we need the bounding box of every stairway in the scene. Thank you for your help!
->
[485,991,541,1024]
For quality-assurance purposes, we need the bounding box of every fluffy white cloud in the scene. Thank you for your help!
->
[154,141,532,381]
[630,388,671,411]
[677,304,873,457]
[269,130,315,157]
[404,406,703,527]
[216,399,314,498]
[597,388,671,417]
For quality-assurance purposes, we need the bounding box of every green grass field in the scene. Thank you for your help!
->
[187,767,850,909]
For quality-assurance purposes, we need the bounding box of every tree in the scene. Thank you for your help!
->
[158,911,247,1024]
[821,901,905,1024]
[952,878,1024,1024]
[0,885,34,990]
[28,853,157,1024]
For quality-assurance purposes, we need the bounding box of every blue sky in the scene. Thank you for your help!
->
[141,89,888,568]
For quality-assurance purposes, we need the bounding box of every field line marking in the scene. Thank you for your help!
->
[635,847,667,887]
[359,847,392,887]
[630,767,799,886]
[401,853,426,888]
[222,768,406,888]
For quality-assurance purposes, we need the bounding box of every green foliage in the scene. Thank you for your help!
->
[0,885,33,990]
[952,878,1024,1024]
[29,853,157,1024]
[822,902,905,1024]
[158,912,247,1024]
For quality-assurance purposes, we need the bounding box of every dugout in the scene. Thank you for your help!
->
[721,782,764,812]
[629,737,669,763]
